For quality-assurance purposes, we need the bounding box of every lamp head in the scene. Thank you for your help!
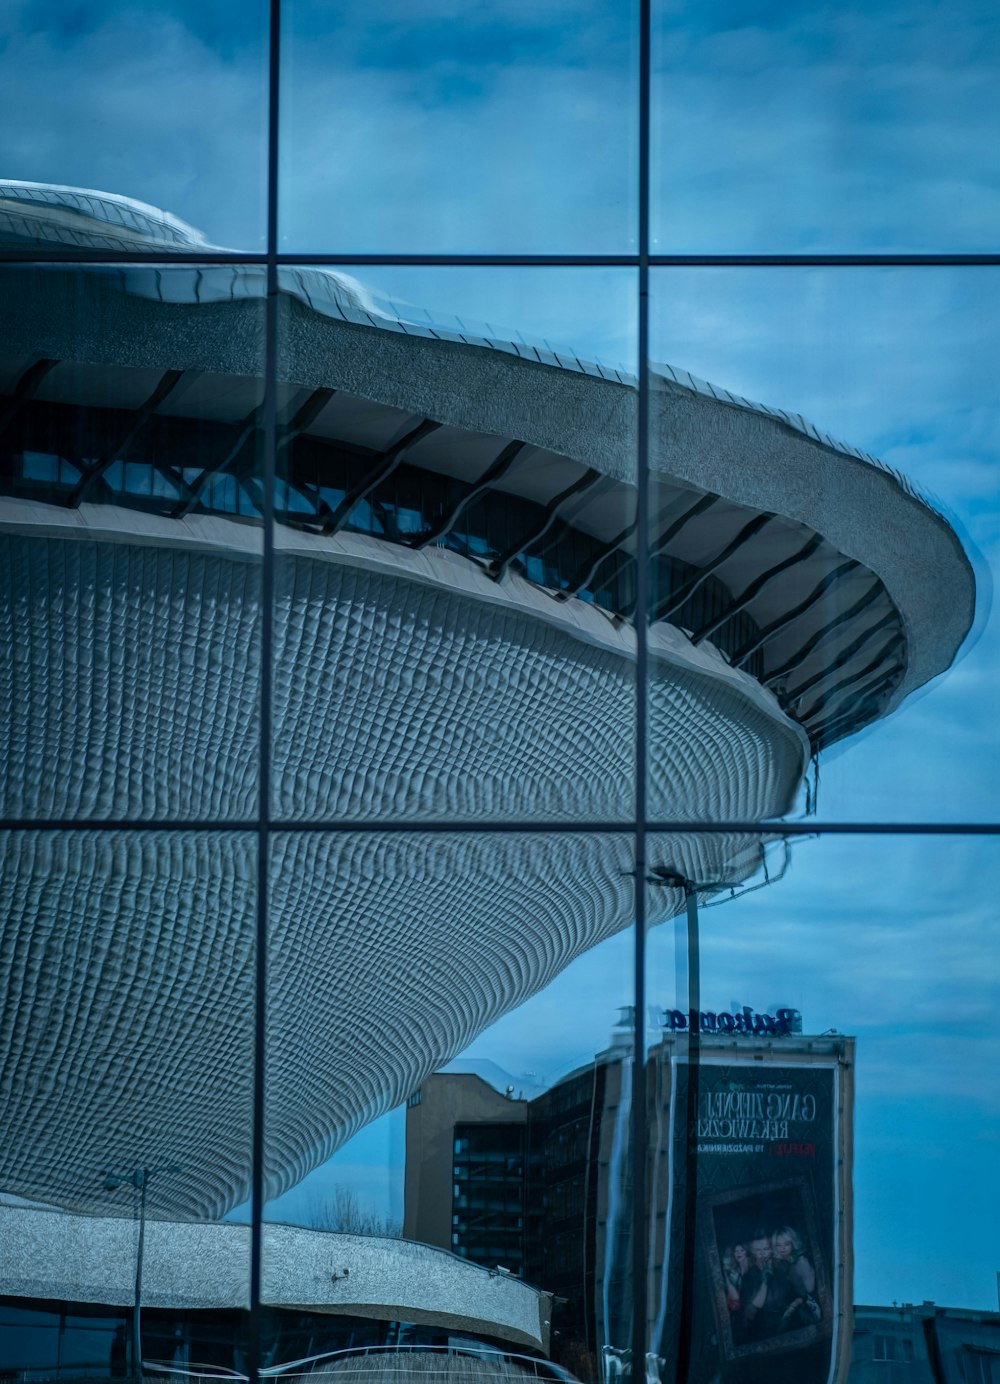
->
[650,866,688,889]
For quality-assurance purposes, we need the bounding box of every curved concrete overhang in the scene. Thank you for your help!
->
[0,252,975,752]
[0,1203,552,1354]
[279,296,976,742]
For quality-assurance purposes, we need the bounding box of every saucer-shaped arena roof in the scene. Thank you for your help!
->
[0,179,974,755]
[0,184,976,1218]
[0,179,211,249]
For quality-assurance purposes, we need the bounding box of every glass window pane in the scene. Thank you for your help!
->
[0,5,269,252]
[648,266,993,825]
[272,266,637,823]
[651,1,1000,253]
[0,829,256,1378]
[264,830,636,1378]
[0,261,265,823]
[646,830,1000,1383]
[280,2,639,254]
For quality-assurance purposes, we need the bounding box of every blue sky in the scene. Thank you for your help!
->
[3,0,999,1318]
[6,0,999,253]
[652,0,1000,252]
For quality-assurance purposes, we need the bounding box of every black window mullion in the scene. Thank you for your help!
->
[633,0,652,1377]
[248,1,282,1381]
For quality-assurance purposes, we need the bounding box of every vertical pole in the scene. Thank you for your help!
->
[249,3,281,1379]
[133,1169,147,1382]
[674,887,701,1384]
[685,888,700,1059]
[633,0,652,1376]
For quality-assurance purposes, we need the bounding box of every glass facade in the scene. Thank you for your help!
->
[0,5,997,1384]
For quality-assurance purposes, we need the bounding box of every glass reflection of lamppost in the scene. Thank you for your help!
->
[103,1163,183,1381]
[644,868,721,1384]
[632,848,791,1379]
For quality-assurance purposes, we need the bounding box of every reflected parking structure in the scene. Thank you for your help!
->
[0,179,980,1383]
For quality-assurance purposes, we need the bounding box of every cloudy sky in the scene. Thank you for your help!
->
[3,0,998,1318]
[5,0,998,253]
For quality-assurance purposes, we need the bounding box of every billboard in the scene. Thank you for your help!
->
[648,1038,854,1384]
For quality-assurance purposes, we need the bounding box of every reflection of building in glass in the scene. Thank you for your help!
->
[452,1125,528,1274]
[0,181,977,1378]
[847,1304,1000,1384]
[405,1025,854,1384]
[405,1063,611,1376]
[405,1076,530,1275]
[0,1204,553,1372]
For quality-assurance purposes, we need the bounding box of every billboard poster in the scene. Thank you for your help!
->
[650,1040,853,1384]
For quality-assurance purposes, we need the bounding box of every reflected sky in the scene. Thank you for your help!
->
[0,1,269,250]
[280,0,639,252]
[3,1,999,252]
[649,833,1000,1311]
[653,0,1000,251]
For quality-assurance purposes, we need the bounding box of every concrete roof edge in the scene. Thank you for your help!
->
[0,263,976,714]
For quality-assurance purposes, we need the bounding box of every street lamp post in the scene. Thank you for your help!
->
[645,868,720,1384]
[103,1163,183,1381]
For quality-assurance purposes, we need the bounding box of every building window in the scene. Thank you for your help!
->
[0,7,997,1384]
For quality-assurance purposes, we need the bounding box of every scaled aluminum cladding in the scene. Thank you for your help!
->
[0,524,794,1216]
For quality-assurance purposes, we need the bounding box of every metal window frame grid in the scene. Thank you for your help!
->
[0,2,998,1380]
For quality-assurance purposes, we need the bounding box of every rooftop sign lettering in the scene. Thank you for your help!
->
[660,1005,802,1037]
